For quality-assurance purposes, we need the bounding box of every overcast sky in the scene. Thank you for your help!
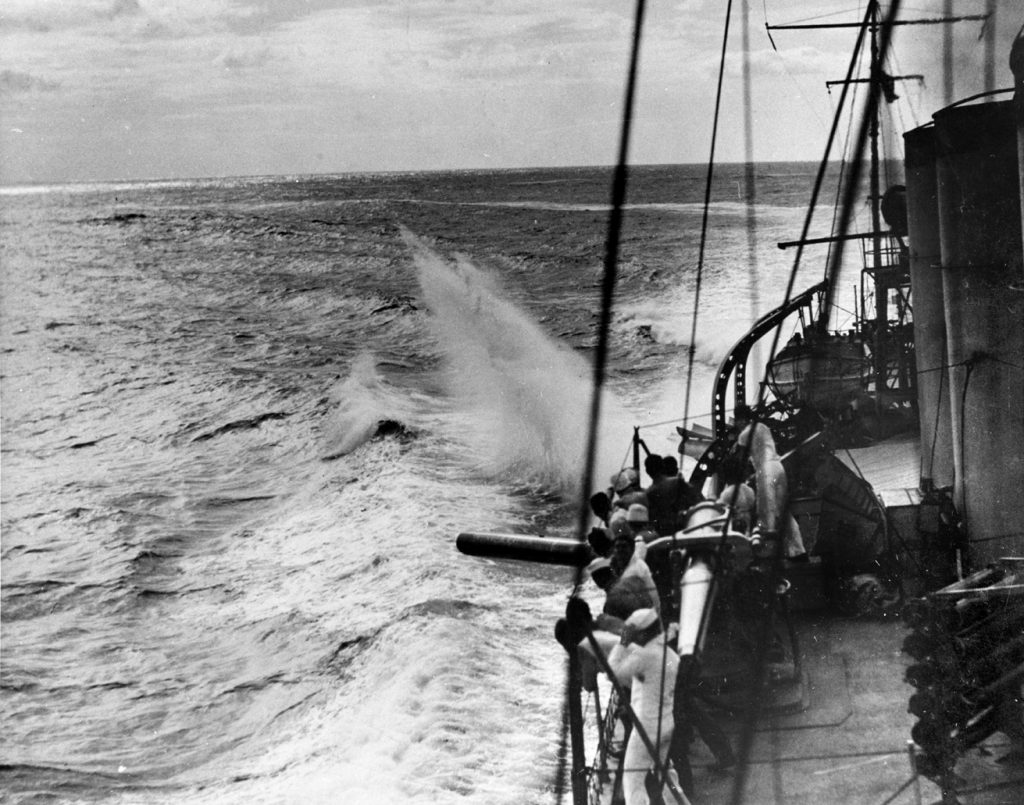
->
[0,1,1017,185]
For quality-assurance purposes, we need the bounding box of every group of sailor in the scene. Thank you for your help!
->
[565,560,732,804]
[562,407,809,804]
[567,458,725,804]
[591,452,704,538]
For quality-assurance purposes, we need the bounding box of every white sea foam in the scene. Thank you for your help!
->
[3,166,847,805]
[319,352,415,459]
[135,431,571,805]
[405,229,634,493]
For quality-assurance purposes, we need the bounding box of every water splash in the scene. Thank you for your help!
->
[403,230,630,494]
[321,353,411,459]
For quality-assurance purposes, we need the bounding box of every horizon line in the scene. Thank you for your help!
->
[0,157,892,193]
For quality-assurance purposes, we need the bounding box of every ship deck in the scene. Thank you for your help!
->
[687,612,1024,805]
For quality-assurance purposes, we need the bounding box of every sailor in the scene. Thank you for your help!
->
[608,608,689,805]
[569,558,625,691]
[583,556,656,653]
[611,467,649,512]
[627,503,659,544]
[557,557,659,691]
[586,491,616,558]
[587,556,615,588]
[610,528,660,615]
[643,452,665,486]
[610,507,650,560]
[647,454,704,536]
[662,455,701,507]
[590,490,613,526]
[627,503,674,615]
[604,563,658,626]
[587,526,613,559]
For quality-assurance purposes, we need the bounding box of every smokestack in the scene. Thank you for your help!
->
[932,97,1024,567]
[904,125,953,491]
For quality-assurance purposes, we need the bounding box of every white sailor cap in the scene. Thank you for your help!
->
[626,503,649,524]
[612,468,639,492]
[609,518,632,540]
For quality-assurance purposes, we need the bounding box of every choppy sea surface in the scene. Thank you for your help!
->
[1,163,857,804]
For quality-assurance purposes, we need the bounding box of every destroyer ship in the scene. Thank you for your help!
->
[458,3,1024,803]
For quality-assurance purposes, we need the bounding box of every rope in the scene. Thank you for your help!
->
[758,2,873,401]
[816,1,904,339]
[557,2,648,802]
[574,0,648,566]
[680,0,735,452]
[824,44,863,290]
[875,774,920,805]
[651,5,744,783]
[742,0,762,344]
[923,333,947,488]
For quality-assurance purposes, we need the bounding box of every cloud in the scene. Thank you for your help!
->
[262,2,638,97]
[213,44,272,71]
[1,0,138,32]
[741,45,846,77]
[110,0,142,19]
[0,68,59,93]
[0,0,258,42]
[2,0,1012,184]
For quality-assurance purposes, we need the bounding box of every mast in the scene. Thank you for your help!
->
[767,3,991,421]
[984,0,996,94]
[943,0,954,104]
[768,2,995,237]
[868,3,886,407]
[869,4,882,269]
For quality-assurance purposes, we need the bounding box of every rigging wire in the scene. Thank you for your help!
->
[685,0,745,716]
[924,338,947,488]
[888,50,924,130]
[761,3,833,132]
[956,358,975,560]
[875,774,921,805]
[572,0,648,562]
[816,0,905,337]
[680,0,735,447]
[555,1,648,802]
[824,44,863,299]
[742,0,763,367]
[760,3,873,397]
[729,5,905,805]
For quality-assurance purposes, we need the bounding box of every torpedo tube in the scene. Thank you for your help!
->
[932,97,1024,566]
[456,532,591,566]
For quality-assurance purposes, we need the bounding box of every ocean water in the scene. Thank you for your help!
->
[1,163,854,804]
